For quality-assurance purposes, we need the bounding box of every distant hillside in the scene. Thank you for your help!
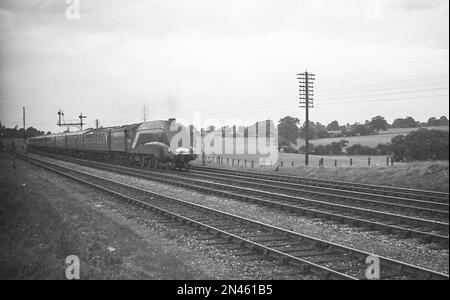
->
[297,126,449,148]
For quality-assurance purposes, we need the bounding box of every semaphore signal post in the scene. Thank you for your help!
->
[57,109,87,131]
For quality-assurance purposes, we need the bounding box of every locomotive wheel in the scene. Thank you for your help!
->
[167,161,176,170]
[149,157,160,169]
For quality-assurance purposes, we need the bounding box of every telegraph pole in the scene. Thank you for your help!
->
[22,106,26,135]
[142,105,149,121]
[298,71,315,166]
[23,107,26,150]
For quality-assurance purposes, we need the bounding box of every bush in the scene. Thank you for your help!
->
[375,143,392,155]
[299,140,347,155]
[404,130,448,161]
[312,144,329,155]
[390,130,449,161]
[346,144,377,155]
[282,145,299,153]
[298,143,314,154]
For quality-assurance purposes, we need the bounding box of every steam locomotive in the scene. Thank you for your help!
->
[27,119,197,169]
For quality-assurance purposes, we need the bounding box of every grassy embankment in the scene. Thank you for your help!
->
[194,158,449,192]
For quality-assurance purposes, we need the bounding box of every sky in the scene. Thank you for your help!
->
[0,0,448,133]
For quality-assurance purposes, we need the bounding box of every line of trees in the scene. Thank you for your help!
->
[343,130,449,161]
[284,129,448,162]
[298,140,349,155]
[278,115,449,149]
[0,123,50,139]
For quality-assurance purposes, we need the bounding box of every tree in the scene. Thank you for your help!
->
[326,120,340,131]
[328,141,347,154]
[278,116,300,145]
[351,123,373,136]
[0,125,45,139]
[391,116,419,128]
[346,144,377,155]
[390,130,448,161]
[439,116,449,126]
[299,143,314,154]
[404,129,449,161]
[375,143,391,155]
[316,125,330,139]
[427,117,439,126]
[428,116,449,126]
[369,116,389,134]
[299,121,329,139]
[390,135,406,161]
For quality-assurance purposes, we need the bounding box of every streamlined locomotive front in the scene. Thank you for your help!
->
[129,120,196,169]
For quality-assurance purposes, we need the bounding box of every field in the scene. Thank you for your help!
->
[298,126,449,148]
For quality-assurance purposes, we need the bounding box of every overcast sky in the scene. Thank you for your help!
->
[0,0,448,132]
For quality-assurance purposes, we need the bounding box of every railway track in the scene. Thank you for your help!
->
[192,165,449,204]
[18,154,449,280]
[27,151,449,246]
[181,169,448,222]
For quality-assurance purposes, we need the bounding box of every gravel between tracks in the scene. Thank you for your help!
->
[37,155,449,274]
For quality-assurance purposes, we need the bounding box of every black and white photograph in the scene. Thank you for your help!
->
[0,0,448,285]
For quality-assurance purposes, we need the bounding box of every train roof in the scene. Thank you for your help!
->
[28,119,178,140]
[61,130,91,136]
[28,130,89,140]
